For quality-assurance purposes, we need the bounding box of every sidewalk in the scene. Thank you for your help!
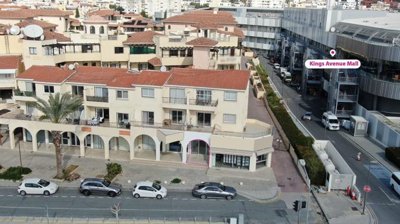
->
[0,148,279,202]
[340,131,398,172]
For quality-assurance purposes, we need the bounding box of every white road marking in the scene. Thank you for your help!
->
[70,196,76,198]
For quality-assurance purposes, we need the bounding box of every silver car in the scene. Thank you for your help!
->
[192,182,237,200]
[79,178,122,197]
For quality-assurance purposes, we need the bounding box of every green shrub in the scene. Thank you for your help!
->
[104,163,122,182]
[0,166,32,181]
[386,147,400,168]
[258,66,325,185]
[171,178,182,184]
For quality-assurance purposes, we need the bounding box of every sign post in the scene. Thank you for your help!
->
[362,185,371,215]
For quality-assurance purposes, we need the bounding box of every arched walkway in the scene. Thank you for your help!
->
[187,139,210,165]
[160,141,182,162]
[109,136,130,161]
[84,134,105,159]
[134,134,156,160]
[11,127,36,151]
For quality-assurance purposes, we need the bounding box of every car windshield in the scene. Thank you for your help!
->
[102,180,111,187]
[38,179,50,187]
[329,119,339,124]
[305,112,312,116]
[152,183,161,190]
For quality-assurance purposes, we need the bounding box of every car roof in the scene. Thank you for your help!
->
[82,178,103,182]
[200,182,222,186]
[305,112,312,114]
[22,178,41,183]
[393,171,400,178]
[136,181,154,186]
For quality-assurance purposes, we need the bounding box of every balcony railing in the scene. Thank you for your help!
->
[338,94,357,101]
[86,96,108,102]
[213,130,272,138]
[189,99,218,107]
[14,91,36,97]
[162,97,187,105]
[338,76,359,83]
[336,110,353,117]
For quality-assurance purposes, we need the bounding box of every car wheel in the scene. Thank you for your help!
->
[133,193,140,198]
[156,194,162,199]
[82,190,91,196]
[108,191,117,197]
[226,195,233,200]
[200,194,207,199]
[43,191,50,196]
[19,190,26,196]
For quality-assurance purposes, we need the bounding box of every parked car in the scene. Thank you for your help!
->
[322,111,340,130]
[79,178,122,197]
[132,181,167,199]
[192,182,237,200]
[273,63,280,70]
[301,112,312,121]
[18,178,58,196]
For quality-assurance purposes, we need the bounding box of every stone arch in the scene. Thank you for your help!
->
[83,134,104,149]
[109,136,130,151]
[134,134,157,160]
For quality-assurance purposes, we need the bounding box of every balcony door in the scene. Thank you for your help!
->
[196,89,211,105]
[95,108,109,120]
[142,111,154,125]
[171,110,185,124]
[169,88,185,104]
[197,112,211,127]
[94,87,108,97]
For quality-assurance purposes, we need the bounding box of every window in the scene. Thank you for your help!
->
[99,26,104,34]
[196,89,212,104]
[168,25,171,30]
[114,47,124,54]
[187,48,193,57]
[116,90,128,99]
[44,85,54,93]
[223,114,236,124]
[72,85,84,97]
[130,46,155,54]
[141,88,154,98]
[179,49,186,57]
[197,112,211,127]
[29,47,37,55]
[172,110,184,124]
[169,49,178,57]
[90,25,95,34]
[117,113,129,123]
[142,111,154,125]
[224,91,237,101]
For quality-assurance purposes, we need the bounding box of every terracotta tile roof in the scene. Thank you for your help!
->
[217,27,245,39]
[69,18,81,26]
[123,31,162,45]
[0,10,33,19]
[17,66,74,83]
[67,66,128,85]
[186,37,218,47]
[148,57,162,67]
[88,9,119,17]
[163,10,237,26]
[0,55,22,70]
[108,71,170,88]
[16,19,57,30]
[84,15,109,24]
[167,68,249,90]
[0,5,28,10]
[21,9,73,17]
[44,31,71,42]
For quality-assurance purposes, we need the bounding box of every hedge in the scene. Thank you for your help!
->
[0,166,32,181]
[105,163,122,182]
[256,63,325,185]
[385,147,400,168]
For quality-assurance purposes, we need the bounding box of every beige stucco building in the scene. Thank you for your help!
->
[1,65,274,171]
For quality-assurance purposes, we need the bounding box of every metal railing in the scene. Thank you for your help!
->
[336,110,353,116]
[14,91,36,97]
[162,97,187,105]
[338,94,357,101]
[338,76,359,83]
[189,99,218,107]
[213,129,272,138]
[86,96,108,102]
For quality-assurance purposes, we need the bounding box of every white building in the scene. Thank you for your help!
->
[247,0,285,8]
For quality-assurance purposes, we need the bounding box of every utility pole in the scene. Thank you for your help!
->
[18,138,23,176]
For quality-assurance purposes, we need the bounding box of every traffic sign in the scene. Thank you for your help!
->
[363,185,371,193]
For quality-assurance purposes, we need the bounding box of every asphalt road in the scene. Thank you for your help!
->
[259,56,400,224]
[0,187,318,223]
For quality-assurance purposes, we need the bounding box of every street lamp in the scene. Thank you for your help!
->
[299,159,310,224]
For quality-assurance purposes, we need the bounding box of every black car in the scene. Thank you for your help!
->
[79,178,122,197]
[192,182,237,200]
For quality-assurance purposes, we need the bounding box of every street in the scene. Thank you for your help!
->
[0,187,316,223]
[259,56,400,224]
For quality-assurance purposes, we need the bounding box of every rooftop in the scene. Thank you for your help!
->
[123,31,162,45]
[163,10,238,26]
[186,37,218,47]
[17,66,74,83]
[16,19,57,30]
[0,55,22,70]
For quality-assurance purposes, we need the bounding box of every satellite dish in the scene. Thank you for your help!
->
[330,27,336,32]
[18,33,24,39]
[160,65,167,72]
[23,24,44,39]
[68,64,75,70]
[40,35,45,40]
[9,25,21,35]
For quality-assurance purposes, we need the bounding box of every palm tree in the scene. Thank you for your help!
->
[30,92,83,179]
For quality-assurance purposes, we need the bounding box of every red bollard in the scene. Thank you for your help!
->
[351,191,356,200]
[346,186,351,196]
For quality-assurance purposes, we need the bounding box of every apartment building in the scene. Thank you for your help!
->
[247,0,285,8]
[217,7,283,57]
[3,65,273,171]
[0,55,24,100]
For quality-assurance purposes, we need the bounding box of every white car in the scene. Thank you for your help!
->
[132,181,167,199]
[273,63,280,70]
[18,178,59,196]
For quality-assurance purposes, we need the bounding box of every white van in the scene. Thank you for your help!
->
[282,71,292,83]
[322,112,340,130]
[390,172,400,195]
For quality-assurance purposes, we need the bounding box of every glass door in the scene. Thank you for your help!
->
[197,113,211,127]
[142,111,154,125]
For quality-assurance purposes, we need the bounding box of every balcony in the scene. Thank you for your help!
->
[338,76,359,84]
[338,94,357,102]
[189,99,218,107]
[86,96,108,103]
[359,72,400,101]
[162,97,186,105]
[336,110,353,117]
[13,91,36,102]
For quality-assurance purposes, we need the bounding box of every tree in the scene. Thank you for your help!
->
[75,8,80,18]
[140,10,148,18]
[116,6,124,14]
[30,93,83,179]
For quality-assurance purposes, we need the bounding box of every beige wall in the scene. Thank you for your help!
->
[36,16,69,33]
[192,47,210,69]
[0,36,23,55]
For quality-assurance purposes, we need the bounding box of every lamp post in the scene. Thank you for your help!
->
[299,159,310,224]
[18,137,23,176]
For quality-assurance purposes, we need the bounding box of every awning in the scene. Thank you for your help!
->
[255,147,273,156]
[211,147,254,157]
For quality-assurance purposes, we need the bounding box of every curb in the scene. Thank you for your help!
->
[237,187,281,203]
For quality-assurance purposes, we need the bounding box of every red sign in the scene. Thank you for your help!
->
[363,185,371,193]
